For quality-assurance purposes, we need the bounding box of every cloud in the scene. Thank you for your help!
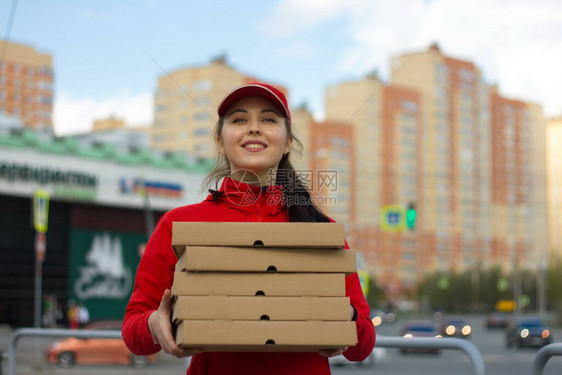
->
[266,0,562,116]
[53,91,153,136]
[274,41,316,59]
[259,0,348,37]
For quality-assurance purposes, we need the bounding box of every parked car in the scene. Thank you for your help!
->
[505,317,552,348]
[329,335,387,367]
[486,312,510,330]
[45,321,157,368]
[439,317,472,338]
[399,320,442,354]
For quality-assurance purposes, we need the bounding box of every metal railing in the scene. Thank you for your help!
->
[376,336,486,375]
[6,329,487,375]
[7,327,122,375]
[530,343,562,375]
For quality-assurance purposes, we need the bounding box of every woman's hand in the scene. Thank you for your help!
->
[148,289,202,358]
[318,305,354,358]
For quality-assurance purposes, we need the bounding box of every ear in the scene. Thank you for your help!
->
[284,136,293,154]
[217,136,224,154]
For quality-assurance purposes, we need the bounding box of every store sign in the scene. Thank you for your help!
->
[70,230,145,320]
[0,161,98,187]
[120,177,182,198]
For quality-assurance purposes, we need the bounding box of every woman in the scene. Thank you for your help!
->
[122,82,375,374]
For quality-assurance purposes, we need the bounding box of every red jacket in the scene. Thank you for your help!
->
[123,177,375,374]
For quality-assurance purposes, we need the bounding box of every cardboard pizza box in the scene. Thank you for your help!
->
[175,320,357,351]
[171,222,345,257]
[171,272,346,297]
[172,295,351,322]
[175,246,356,274]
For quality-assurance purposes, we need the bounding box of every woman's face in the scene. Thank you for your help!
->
[218,96,291,184]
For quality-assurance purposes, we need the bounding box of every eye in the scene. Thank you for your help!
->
[262,117,277,123]
[231,117,246,124]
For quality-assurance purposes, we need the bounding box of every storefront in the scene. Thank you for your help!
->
[0,132,208,326]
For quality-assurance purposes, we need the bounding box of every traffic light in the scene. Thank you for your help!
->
[406,202,416,230]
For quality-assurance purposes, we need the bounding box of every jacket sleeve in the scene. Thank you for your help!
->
[342,241,376,361]
[122,212,178,355]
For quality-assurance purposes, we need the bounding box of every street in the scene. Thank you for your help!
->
[2,315,562,375]
[331,315,562,375]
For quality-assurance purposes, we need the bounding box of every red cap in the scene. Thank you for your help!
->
[217,82,291,121]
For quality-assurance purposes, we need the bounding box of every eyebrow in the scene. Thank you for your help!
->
[226,108,281,117]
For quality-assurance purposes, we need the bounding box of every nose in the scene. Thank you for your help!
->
[247,118,261,134]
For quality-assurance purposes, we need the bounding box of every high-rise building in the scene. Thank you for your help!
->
[151,56,286,159]
[325,44,546,292]
[307,120,355,225]
[325,74,384,225]
[547,117,562,257]
[390,44,494,277]
[489,88,546,271]
[325,75,423,291]
[0,40,54,129]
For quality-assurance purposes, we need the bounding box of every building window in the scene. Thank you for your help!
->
[401,100,418,112]
[39,96,52,105]
[195,143,211,151]
[459,68,475,82]
[192,80,212,92]
[193,127,210,136]
[194,112,208,121]
[195,97,210,106]
[38,81,53,90]
[38,66,54,77]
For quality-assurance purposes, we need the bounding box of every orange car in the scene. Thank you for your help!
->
[45,321,157,368]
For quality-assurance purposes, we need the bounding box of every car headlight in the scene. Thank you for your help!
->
[445,325,456,335]
[542,330,550,339]
[403,333,413,338]
[462,325,471,335]
[520,329,529,338]
[372,316,382,327]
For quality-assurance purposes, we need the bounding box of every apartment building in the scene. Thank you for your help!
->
[489,88,547,270]
[325,74,423,290]
[0,40,54,129]
[307,120,355,225]
[326,44,545,292]
[546,117,562,257]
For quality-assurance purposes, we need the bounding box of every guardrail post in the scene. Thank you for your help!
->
[530,343,562,375]
[375,336,486,375]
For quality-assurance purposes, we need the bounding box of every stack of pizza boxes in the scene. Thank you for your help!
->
[171,222,358,352]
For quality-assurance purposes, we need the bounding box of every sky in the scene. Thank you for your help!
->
[2,0,561,135]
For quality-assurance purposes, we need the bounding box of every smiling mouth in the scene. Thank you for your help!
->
[243,144,267,150]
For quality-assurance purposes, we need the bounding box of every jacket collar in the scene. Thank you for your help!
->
[205,177,285,215]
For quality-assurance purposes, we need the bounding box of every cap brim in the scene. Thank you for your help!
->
[217,84,290,120]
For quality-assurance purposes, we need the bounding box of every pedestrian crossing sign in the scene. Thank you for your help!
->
[380,205,406,232]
